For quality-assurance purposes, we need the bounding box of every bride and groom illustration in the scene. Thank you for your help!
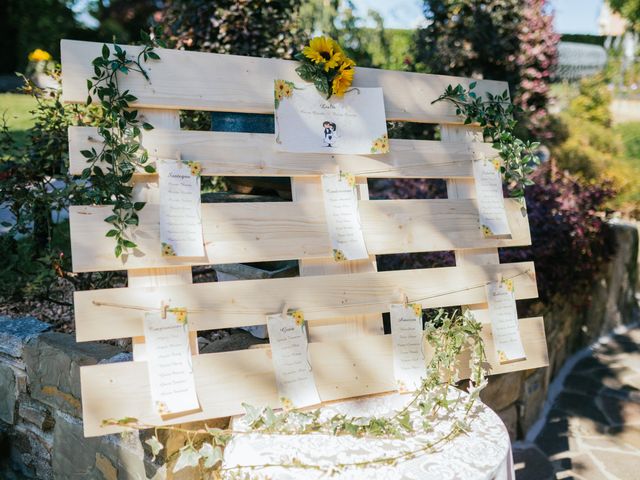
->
[322,121,338,147]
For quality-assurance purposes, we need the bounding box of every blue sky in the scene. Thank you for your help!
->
[351,0,604,34]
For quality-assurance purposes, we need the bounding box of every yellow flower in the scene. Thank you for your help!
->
[28,49,52,63]
[162,242,176,257]
[341,172,356,188]
[333,249,346,262]
[379,134,389,153]
[492,159,501,171]
[331,63,355,96]
[156,401,168,415]
[412,303,422,318]
[274,79,288,100]
[397,380,408,393]
[497,350,508,363]
[170,308,188,325]
[187,161,201,177]
[502,279,514,293]
[289,309,305,327]
[280,397,294,411]
[481,225,493,238]
[303,36,343,72]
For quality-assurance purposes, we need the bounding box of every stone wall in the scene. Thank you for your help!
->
[481,220,640,439]
[0,221,638,478]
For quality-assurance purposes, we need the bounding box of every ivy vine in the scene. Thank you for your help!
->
[80,29,164,257]
[103,308,488,476]
[432,83,540,199]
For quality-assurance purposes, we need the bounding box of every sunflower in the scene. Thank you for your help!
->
[28,49,52,62]
[171,308,188,325]
[289,309,305,327]
[162,242,176,257]
[481,225,493,238]
[492,159,501,171]
[412,303,422,318]
[502,279,514,292]
[274,79,288,100]
[280,397,294,411]
[303,36,343,72]
[156,401,168,415]
[379,134,389,153]
[341,172,356,188]
[331,62,355,97]
[333,249,347,261]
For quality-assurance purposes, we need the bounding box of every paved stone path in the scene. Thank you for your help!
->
[514,325,640,480]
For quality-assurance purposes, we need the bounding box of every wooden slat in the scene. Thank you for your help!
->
[68,127,497,178]
[81,316,547,437]
[69,198,531,273]
[61,40,508,125]
[74,261,537,342]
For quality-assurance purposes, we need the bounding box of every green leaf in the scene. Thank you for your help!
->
[147,51,160,60]
[133,202,145,211]
[144,164,156,173]
[106,229,118,237]
[122,240,137,248]
[198,443,222,469]
[469,81,477,89]
[81,150,93,159]
[173,446,200,472]
[101,44,109,60]
[115,245,123,258]
[142,122,153,131]
[104,215,119,223]
[145,436,164,460]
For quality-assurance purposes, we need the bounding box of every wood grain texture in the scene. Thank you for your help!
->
[74,261,537,342]
[61,40,508,124]
[81,316,547,436]
[68,126,497,178]
[69,198,531,273]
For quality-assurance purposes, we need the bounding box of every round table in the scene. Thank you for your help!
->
[222,389,514,479]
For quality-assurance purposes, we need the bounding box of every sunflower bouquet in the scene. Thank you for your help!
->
[295,36,356,99]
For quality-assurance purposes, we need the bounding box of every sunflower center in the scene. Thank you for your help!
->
[320,51,331,60]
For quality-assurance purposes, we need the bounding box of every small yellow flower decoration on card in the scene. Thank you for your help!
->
[295,37,356,99]
[169,307,188,325]
[280,397,294,411]
[497,350,509,363]
[481,224,494,238]
[274,79,295,109]
[396,379,408,393]
[492,158,501,172]
[339,171,356,188]
[332,248,347,262]
[501,278,514,293]
[287,309,305,327]
[184,161,201,177]
[155,401,169,415]
[161,242,176,257]
[371,134,390,154]
[411,303,422,318]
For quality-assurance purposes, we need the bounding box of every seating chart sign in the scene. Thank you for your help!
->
[274,80,389,154]
[390,303,425,391]
[321,173,369,261]
[266,311,320,408]
[486,279,526,363]
[158,159,205,257]
[143,309,199,415]
[472,156,512,239]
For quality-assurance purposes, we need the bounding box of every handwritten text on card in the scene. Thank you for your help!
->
[486,279,526,363]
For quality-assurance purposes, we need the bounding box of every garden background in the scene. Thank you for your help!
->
[1,0,640,479]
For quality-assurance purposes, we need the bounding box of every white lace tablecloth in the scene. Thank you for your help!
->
[222,390,514,480]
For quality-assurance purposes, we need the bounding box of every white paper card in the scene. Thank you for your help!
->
[143,309,199,415]
[472,157,512,238]
[266,311,320,408]
[321,173,369,261]
[390,303,425,392]
[486,279,526,363]
[158,159,205,257]
[274,80,389,154]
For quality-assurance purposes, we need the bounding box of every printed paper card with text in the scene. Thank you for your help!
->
[158,159,205,257]
[274,80,389,154]
[321,173,369,261]
[486,279,526,364]
[472,156,512,239]
[143,308,199,415]
[266,310,320,409]
[390,303,426,392]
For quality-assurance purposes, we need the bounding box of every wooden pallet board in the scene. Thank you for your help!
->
[81,316,547,437]
[61,40,508,124]
[69,198,531,272]
[68,127,497,178]
[74,261,537,342]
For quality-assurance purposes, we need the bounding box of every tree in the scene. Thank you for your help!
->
[158,0,303,59]
[609,0,640,28]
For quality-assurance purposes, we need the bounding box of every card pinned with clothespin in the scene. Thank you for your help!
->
[389,296,425,393]
[486,276,526,364]
[158,151,205,258]
[266,305,320,409]
[142,300,199,417]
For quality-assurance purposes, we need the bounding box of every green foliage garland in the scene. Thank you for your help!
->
[81,29,163,257]
[433,83,540,199]
[103,308,488,476]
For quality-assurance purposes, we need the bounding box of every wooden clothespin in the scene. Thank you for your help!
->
[160,300,169,319]
[281,302,289,319]
[402,293,409,308]
[176,150,182,162]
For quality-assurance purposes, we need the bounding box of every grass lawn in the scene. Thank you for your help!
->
[0,92,37,155]
[615,121,640,161]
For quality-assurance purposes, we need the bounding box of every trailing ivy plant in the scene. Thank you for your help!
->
[81,28,164,257]
[103,308,488,476]
[432,83,540,199]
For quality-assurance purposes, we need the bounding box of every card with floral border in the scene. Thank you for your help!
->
[266,310,320,409]
[274,79,389,154]
[321,172,369,261]
[158,159,205,257]
[486,279,526,364]
[143,308,200,416]
[390,303,425,392]
[472,155,512,239]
